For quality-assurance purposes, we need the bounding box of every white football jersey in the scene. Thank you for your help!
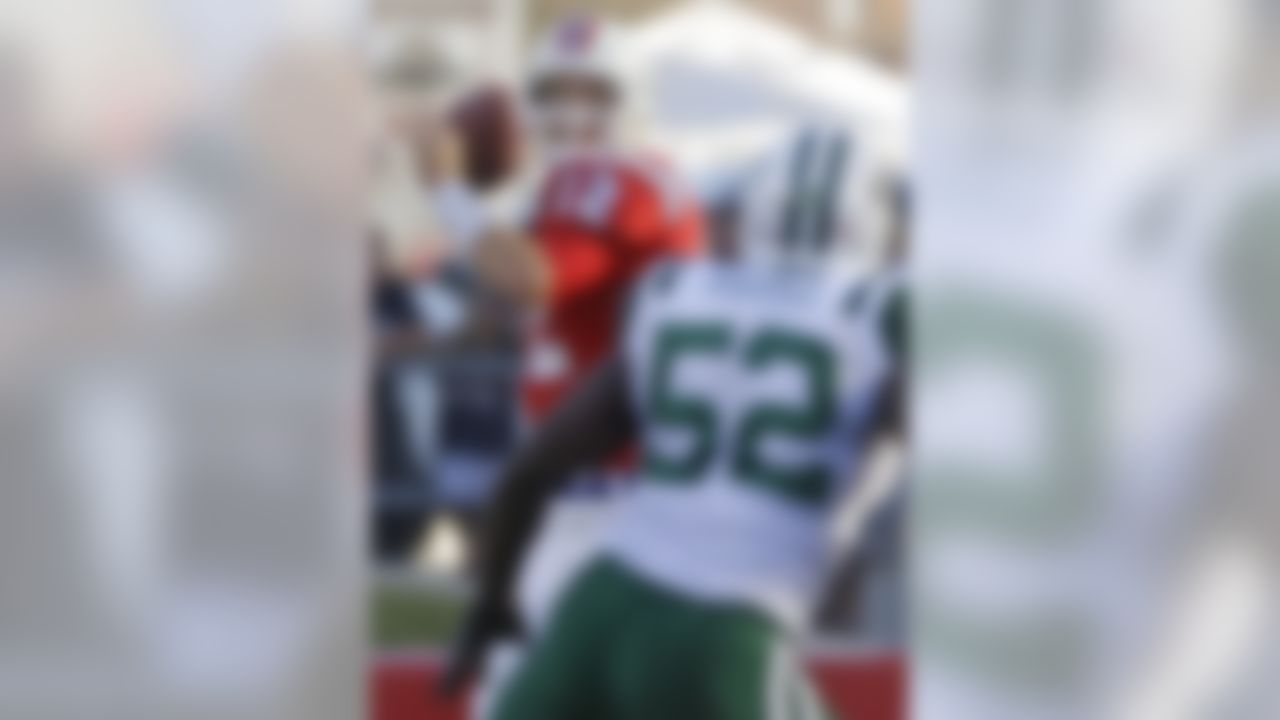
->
[602,259,901,629]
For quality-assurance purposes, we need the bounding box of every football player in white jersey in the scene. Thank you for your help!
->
[442,125,904,719]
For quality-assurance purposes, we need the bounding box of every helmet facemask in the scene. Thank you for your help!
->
[526,74,621,162]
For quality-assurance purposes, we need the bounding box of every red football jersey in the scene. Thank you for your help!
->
[521,154,704,425]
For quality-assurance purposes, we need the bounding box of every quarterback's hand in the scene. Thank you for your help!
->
[437,599,522,699]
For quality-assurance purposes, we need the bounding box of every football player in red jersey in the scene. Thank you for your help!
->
[422,14,705,716]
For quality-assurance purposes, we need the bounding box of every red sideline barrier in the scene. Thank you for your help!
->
[373,651,905,720]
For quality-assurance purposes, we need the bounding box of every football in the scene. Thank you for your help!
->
[448,83,522,192]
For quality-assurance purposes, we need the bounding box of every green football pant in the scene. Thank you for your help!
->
[492,556,832,720]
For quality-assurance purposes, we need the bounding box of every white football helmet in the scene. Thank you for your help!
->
[735,123,895,272]
[524,15,634,160]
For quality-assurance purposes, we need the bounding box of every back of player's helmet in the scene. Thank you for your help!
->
[735,123,893,273]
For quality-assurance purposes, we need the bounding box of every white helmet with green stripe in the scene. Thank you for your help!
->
[736,123,893,272]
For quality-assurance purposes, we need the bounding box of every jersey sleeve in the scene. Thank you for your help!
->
[840,270,907,366]
[879,283,908,362]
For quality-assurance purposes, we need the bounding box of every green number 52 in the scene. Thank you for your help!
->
[643,322,837,505]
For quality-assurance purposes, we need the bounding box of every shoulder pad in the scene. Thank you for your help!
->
[619,152,697,222]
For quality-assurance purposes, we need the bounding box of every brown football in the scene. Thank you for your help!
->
[448,83,522,192]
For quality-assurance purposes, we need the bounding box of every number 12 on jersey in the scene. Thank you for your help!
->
[641,321,838,506]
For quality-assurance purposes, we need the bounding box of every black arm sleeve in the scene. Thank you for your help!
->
[473,355,638,614]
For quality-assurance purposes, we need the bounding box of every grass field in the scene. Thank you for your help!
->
[373,578,466,647]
